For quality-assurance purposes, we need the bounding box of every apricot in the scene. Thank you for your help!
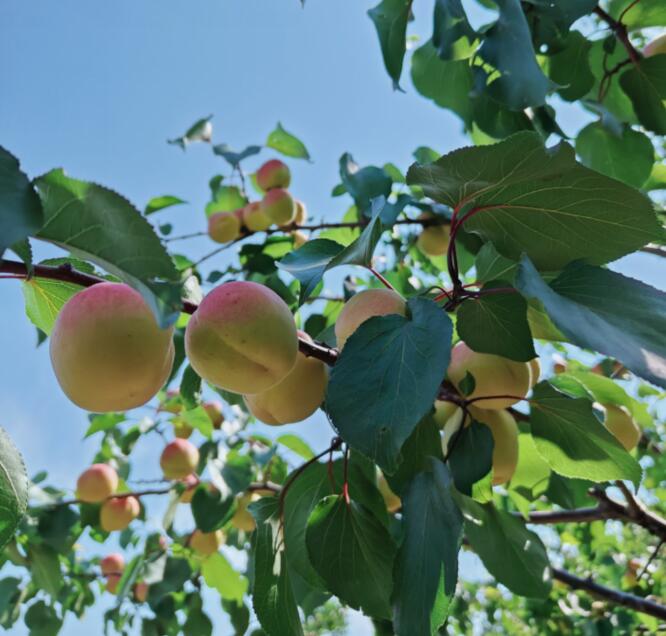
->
[133,582,149,603]
[106,574,122,594]
[190,529,224,556]
[291,230,308,249]
[172,418,193,439]
[178,473,199,504]
[100,496,140,532]
[433,402,466,454]
[160,439,200,479]
[377,473,401,513]
[603,404,641,451]
[160,389,182,414]
[417,217,450,257]
[447,342,531,410]
[528,357,541,388]
[334,289,407,350]
[256,159,291,191]
[242,202,272,232]
[100,553,124,576]
[231,495,256,532]
[185,281,298,394]
[294,200,307,225]
[469,406,518,485]
[208,211,241,244]
[76,464,118,503]
[261,188,296,226]
[645,34,666,57]
[50,283,175,412]
[203,401,224,428]
[243,332,327,425]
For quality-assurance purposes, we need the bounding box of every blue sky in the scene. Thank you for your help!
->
[1,1,663,634]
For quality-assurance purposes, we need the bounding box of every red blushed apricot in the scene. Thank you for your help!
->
[242,202,272,232]
[256,159,291,191]
[261,188,296,225]
[203,401,224,428]
[106,573,122,594]
[208,211,241,243]
[178,473,199,504]
[100,553,125,576]
[50,283,174,412]
[645,34,666,57]
[160,439,199,480]
[100,496,140,532]
[76,464,118,503]
[185,281,298,394]
[133,581,149,602]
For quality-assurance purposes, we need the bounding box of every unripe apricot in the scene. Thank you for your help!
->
[208,211,241,244]
[178,473,199,504]
[602,404,641,451]
[243,333,328,425]
[335,289,407,350]
[528,358,541,388]
[100,553,124,576]
[190,529,224,556]
[133,582,149,603]
[77,464,118,503]
[185,281,298,394]
[447,342,531,410]
[377,473,401,513]
[261,188,296,226]
[432,400,460,429]
[100,496,140,532]
[160,439,199,479]
[242,202,272,232]
[294,200,307,225]
[203,401,224,428]
[469,406,519,485]
[291,230,308,249]
[231,495,256,532]
[645,34,666,58]
[256,159,291,191]
[172,419,193,439]
[161,389,182,414]
[417,223,450,257]
[50,283,175,412]
[106,574,122,594]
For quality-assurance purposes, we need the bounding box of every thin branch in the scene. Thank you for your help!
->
[522,506,611,525]
[593,6,641,64]
[640,245,666,258]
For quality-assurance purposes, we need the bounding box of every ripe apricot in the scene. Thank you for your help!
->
[469,406,519,485]
[100,496,140,532]
[208,211,241,243]
[242,202,272,232]
[190,529,224,556]
[160,439,199,479]
[100,553,124,576]
[261,188,296,225]
[77,464,118,503]
[256,159,291,191]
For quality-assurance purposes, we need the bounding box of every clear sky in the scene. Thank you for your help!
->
[1,1,663,634]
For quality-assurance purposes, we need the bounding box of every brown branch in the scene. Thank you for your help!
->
[522,506,611,525]
[640,245,666,258]
[593,6,641,64]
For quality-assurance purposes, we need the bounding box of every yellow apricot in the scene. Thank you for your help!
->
[172,418,193,439]
[106,574,122,594]
[645,34,666,57]
[160,389,182,414]
[243,333,328,425]
[133,582,149,603]
[528,357,541,388]
[417,222,450,257]
[203,401,224,428]
[178,474,199,504]
[242,202,272,232]
[100,553,124,576]
[76,464,118,503]
[160,439,199,479]
[208,211,241,243]
[256,159,291,191]
[291,230,308,249]
[261,188,296,225]
[294,200,307,225]
[377,473,401,513]
[50,283,174,412]
[469,406,519,485]
[190,529,224,556]
[603,404,641,451]
[231,495,256,532]
[100,496,140,532]
[447,342,531,410]
[334,289,407,350]
[185,281,298,394]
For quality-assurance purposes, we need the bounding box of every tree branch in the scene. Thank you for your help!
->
[593,6,641,64]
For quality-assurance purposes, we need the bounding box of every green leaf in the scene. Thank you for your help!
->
[516,257,666,389]
[34,170,182,327]
[576,122,654,188]
[24,601,62,636]
[181,406,214,439]
[84,412,125,437]
[206,185,247,217]
[222,599,251,636]
[547,31,594,101]
[0,146,43,256]
[367,0,412,89]
[28,544,63,599]
[191,487,235,532]
[183,609,213,636]
[221,452,254,494]
[407,132,661,270]
[21,278,84,335]
[213,144,262,168]
[37,506,79,553]
[266,123,310,160]
[508,432,551,514]
[0,427,28,551]
[529,383,642,486]
[620,56,666,135]
[276,434,314,460]
[455,493,552,598]
[393,458,462,636]
[609,0,666,29]
[307,496,396,619]
[167,115,213,149]
[432,0,476,60]
[477,0,553,109]
[457,283,535,361]
[115,554,144,604]
[10,238,33,269]
[448,421,494,495]
[179,364,202,410]
[252,522,303,636]
[339,154,392,214]
[144,195,186,215]
[522,0,596,45]
[327,297,453,473]
[474,243,517,284]
[202,552,248,602]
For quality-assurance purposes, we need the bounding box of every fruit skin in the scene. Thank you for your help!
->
[645,34,666,58]
[528,357,541,388]
[261,188,296,225]
[76,464,119,503]
[334,289,407,350]
[100,553,125,576]
[106,574,122,594]
[185,281,298,394]
[447,342,531,410]
[417,215,450,257]
[178,473,199,504]
[291,230,308,249]
[203,401,224,428]
[377,473,401,513]
[208,211,241,243]
[294,200,307,225]
[172,418,193,439]
[231,495,256,532]
[160,389,182,414]
[190,529,224,556]
[433,402,466,454]
[256,159,291,191]
[100,496,140,532]
[603,404,641,451]
[469,406,519,485]
[243,332,328,425]
[160,439,200,480]
[50,282,175,412]
[133,582,149,602]
[242,202,272,232]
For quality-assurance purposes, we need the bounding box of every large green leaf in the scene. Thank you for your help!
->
[407,132,661,270]
[24,601,62,636]
[306,496,396,619]
[21,278,84,336]
[0,427,28,551]
[368,0,412,89]
[455,493,551,598]
[34,170,182,327]
[191,487,235,532]
[523,0,596,45]
[432,0,476,60]
[339,154,392,215]
[546,31,594,102]
[201,552,248,603]
[620,56,666,135]
[253,522,303,636]
[0,146,43,256]
[448,420,494,495]
[393,458,462,636]
[327,297,452,473]
[266,122,310,160]
[609,0,666,29]
[529,383,642,486]
[28,544,63,599]
[516,257,666,389]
